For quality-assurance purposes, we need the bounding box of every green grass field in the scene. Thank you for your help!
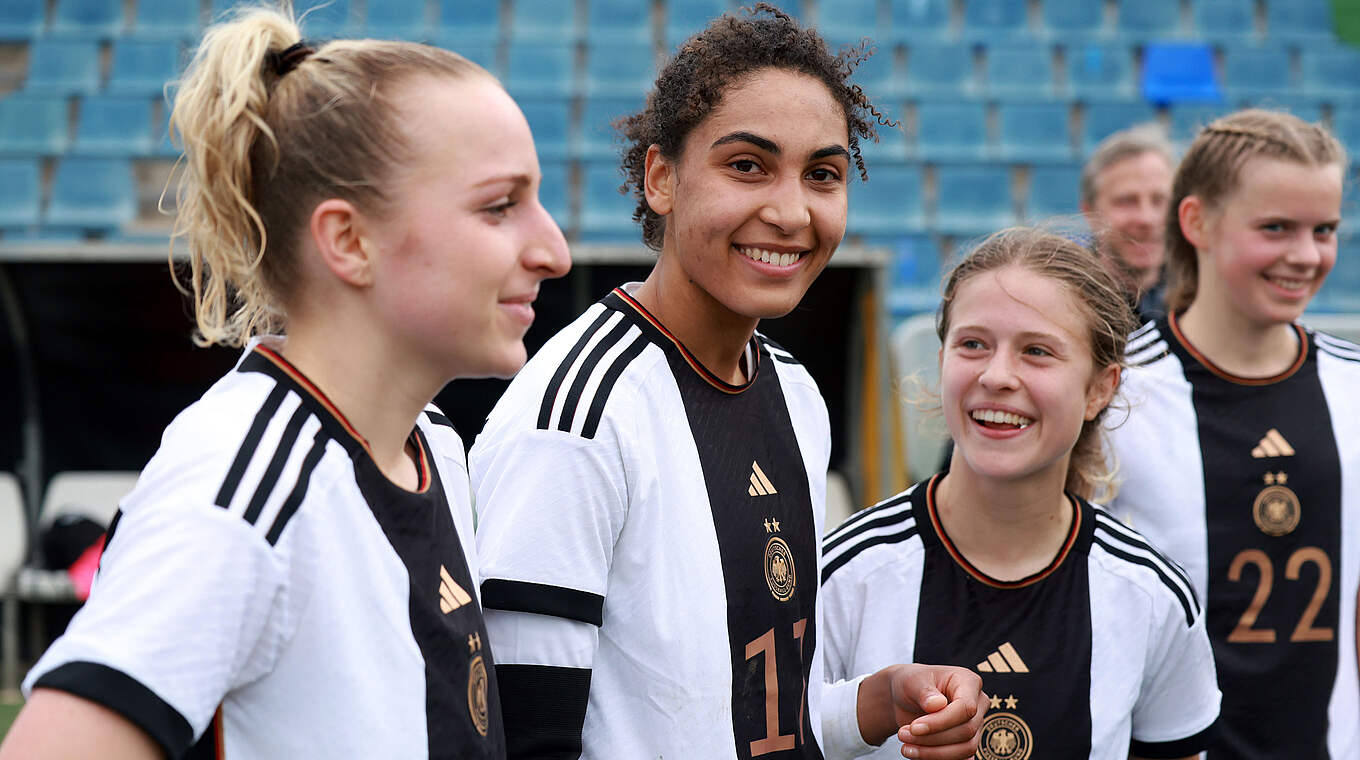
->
[0,698,21,743]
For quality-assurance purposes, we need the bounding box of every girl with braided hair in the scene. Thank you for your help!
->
[1,3,568,757]
[1106,108,1359,758]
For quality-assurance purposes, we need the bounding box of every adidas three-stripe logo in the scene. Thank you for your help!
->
[215,385,331,546]
[977,642,1029,673]
[439,565,473,614]
[748,461,778,496]
[1251,428,1295,458]
[538,309,649,439]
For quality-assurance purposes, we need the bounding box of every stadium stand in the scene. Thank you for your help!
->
[24,38,102,94]
[1025,164,1083,221]
[1065,41,1135,100]
[1115,0,1184,41]
[0,0,45,41]
[1039,0,1105,39]
[0,160,42,231]
[1191,0,1257,42]
[997,101,1074,163]
[984,43,1056,99]
[72,95,155,156]
[437,0,499,41]
[364,0,430,40]
[887,0,950,41]
[934,163,1015,237]
[0,96,70,156]
[915,99,988,161]
[903,40,976,97]
[45,158,136,232]
[106,38,183,96]
[847,164,925,237]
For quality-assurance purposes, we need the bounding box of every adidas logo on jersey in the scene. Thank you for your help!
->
[748,461,778,497]
[977,642,1029,674]
[439,565,473,614]
[1251,428,1296,458]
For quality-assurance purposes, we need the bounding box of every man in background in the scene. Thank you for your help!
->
[1080,123,1176,323]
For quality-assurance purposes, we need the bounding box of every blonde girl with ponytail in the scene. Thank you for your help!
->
[0,4,568,759]
[821,227,1221,759]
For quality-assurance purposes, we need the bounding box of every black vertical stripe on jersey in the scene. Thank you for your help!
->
[241,403,312,525]
[659,338,824,760]
[215,384,288,508]
[355,427,506,759]
[557,317,631,433]
[581,334,649,440]
[1165,326,1341,760]
[264,429,329,546]
[910,480,1094,758]
[538,309,615,431]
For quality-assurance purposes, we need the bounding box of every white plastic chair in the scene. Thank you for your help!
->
[1,472,27,694]
[891,314,950,485]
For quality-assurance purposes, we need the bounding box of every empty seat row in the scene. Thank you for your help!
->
[0,95,174,158]
[0,157,136,232]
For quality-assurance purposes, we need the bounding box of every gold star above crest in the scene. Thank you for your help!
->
[1004,695,1019,710]
[989,694,1002,710]
[1264,472,1275,485]
[770,518,781,532]
[1277,471,1288,485]
[763,519,772,533]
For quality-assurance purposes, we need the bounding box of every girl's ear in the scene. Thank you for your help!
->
[643,144,676,216]
[1178,195,1208,250]
[311,198,373,288]
[1085,363,1120,421]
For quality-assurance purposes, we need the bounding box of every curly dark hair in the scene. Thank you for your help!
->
[615,3,887,251]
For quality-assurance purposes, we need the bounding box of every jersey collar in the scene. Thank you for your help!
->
[1167,312,1309,386]
[606,286,761,395]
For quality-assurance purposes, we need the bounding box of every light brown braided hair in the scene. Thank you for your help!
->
[1165,109,1347,313]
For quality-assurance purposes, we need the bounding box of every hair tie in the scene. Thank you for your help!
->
[268,41,315,77]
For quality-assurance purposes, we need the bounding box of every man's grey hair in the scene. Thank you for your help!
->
[1080,122,1177,207]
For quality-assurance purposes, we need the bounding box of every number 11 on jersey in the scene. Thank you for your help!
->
[745,618,810,756]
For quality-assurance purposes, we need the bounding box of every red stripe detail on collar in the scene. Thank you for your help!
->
[611,287,758,394]
[1168,312,1307,385]
[926,474,1082,589]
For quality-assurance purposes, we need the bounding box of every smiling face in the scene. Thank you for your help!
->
[643,67,851,323]
[1085,150,1173,286]
[941,265,1119,488]
[367,75,571,380]
[1185,157,1342,330]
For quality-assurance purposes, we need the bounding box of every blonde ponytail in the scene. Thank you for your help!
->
[169,4,492,346]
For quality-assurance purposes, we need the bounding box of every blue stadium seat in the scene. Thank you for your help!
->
[538,160,571,232]
[366,0,430,40]
[1065,42,1134,100]
[511,0,580,42]
[1141,42,1221,104]
[130,0,200,39]
[1116,0,1184,39]
[963,0,1029,40]
[1301,46,1360,102]
[1222,43,1293,99]
[518,96,572,161]
[1192,0,1257,42]
[46,157,136,231]
[984,43,1056,99]
[859,122,910,165]
[888,0,951,41]
[818,0,881,43]
[437,0,499,42]
[997,101,1074,163]
[916,100,989,161]
[666,0,730,48]
[848,164,925,236]
[935,164,1015,236]
[24,39,101,95]
[578,94,642,158]
[1243,95,1322,123]
[0,160,42,230]
[831,37,899,97]
[587,0,651,41]
[0,95,70,155]
[73,95,155,156]
[1333,108,1360,157]
[434,38,498,76]
[52,0,123,38]
[584,40,655,95]
[885,234,945,315]
[506,41,575,97]
[0,0,47,41]
[1266,0,1335,42]
[1025,164,1082,220]
[106,38,182,97]
[903,41,977,97]
[295,0,356,36]
[1314,241,1360,311]
[1081,101,1156,153]
[1169,102,1231,140]
[1039,0,1106,39]
[581,161,636,240]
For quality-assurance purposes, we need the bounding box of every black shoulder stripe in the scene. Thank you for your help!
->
[481,578,605,627]
[265,428,329,545]
[1094,512,1196,595]
[823,498,915,556]
[1091,533,1197,627]
[538,310,616,431]
[1126,329,1162,355]
[1129,320,1158,341]
[424,409,457,430]
[1129,343,1171,367]
[1316,334,1360,363]
[556,318,632,434]
[1130,718,1217,758]
[242,403,312,526]
[821,525,919,584]
[34,661,194,759]
[215,384,289,508]
[581,333,649,440]
[824,489,914,545]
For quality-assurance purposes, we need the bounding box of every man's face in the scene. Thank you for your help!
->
[1083,151,1174,289]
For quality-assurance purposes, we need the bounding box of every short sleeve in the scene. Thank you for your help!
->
[23,473,290,756]
[1129,590,1221,757]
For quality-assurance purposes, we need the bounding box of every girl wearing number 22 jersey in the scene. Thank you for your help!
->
[1107,109,1360,759]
